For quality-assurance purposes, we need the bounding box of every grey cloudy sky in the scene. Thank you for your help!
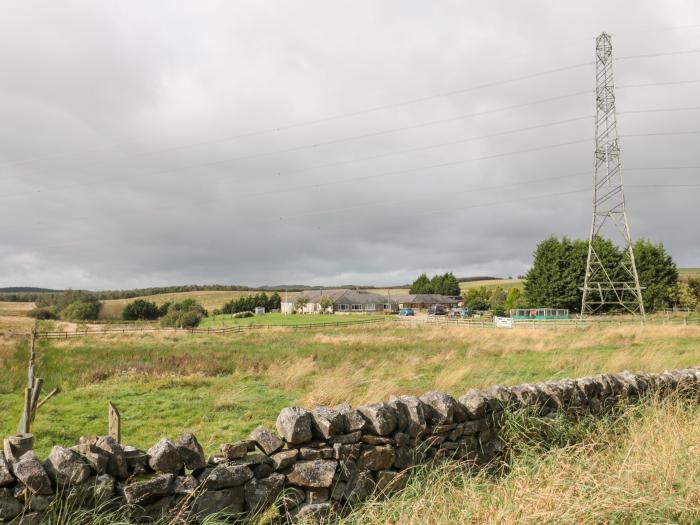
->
[1,1,699,289]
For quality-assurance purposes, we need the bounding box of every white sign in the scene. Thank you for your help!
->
[494,316,514,328]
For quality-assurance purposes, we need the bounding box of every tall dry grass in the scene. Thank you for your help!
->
[339,397,700,524]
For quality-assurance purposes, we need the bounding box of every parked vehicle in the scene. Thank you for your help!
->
[398,308,415,316]
[451,307,472,317]
[427,305,447,316]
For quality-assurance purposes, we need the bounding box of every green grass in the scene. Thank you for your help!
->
[199,312,386,327]
[2,324,700,457]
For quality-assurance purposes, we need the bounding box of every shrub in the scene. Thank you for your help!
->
[27,307,57,320]
[60,299,101,321]
[122,299,161,321]
[160,309,202,328]
[159,301,172,316]
[170,298,208,317]
[159,299,207,328]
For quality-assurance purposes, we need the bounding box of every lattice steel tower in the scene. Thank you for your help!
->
[580,32,645,317]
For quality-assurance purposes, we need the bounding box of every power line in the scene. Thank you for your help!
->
[0,61,592,172]
[8,178,695,252]
[6,126,700,229]
[617,79,700,89]
[627,183,700,188]
[3,45,700,172]
[619,106,700,116]
[616,48,700,61]
[0,45,700,169]
[0,95,593,200]
[5,81,700,202]
[17,141,700,237]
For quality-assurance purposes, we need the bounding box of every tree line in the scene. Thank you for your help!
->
[408,237,693,315]
[409,272,461,296]
[524,237,680,313]
[2,284,254,303]
[220,292,282,314]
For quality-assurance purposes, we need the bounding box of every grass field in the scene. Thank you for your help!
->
[98,290,259,319]
[459,278,523,292]
[199,312,387,327]
[2,323,700,458]
[680,267,700,281]
[0,301,36,332]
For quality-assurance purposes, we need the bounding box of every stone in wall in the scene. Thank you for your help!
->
[95,436,128,479]
[13,451,52,495]
[44,446,92,487]
[147,438,184,474]
[286,460,337,487]
[250,426,284,455]
[276,407,313,444]
[358,404,396,436]
[175,433,205,470]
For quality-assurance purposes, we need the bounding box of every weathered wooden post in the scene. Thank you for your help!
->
[18,388,31,434]
[18,327,40,434]
[108,402,121,443]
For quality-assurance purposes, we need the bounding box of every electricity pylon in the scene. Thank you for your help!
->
[580,32,645,317]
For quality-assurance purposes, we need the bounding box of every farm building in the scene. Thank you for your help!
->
[392,293,461,310]
[280,289,396,314]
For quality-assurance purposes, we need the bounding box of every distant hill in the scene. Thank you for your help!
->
[0,277,515,303]
[0,287,61,293]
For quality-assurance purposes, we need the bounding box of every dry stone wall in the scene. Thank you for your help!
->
[2,367,700,524]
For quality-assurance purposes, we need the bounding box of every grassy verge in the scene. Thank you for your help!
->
[2,324,700,456]
[339,396,700,524]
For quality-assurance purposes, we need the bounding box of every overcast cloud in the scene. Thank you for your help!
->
[1,1,699,289]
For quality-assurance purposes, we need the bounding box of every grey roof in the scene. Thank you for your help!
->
[285,289,390,305]
[283,290,460,306]
[392,294,460,305]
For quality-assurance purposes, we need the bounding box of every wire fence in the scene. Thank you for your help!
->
[402,315,700,329]
[2,314,698,339]
[1,317,390,339]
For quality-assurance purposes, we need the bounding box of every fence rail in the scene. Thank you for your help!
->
[2,314,699,339]
[401,315,700,329]
[1,317,389,339]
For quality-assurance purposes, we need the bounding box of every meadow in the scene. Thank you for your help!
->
[2,323,700,458]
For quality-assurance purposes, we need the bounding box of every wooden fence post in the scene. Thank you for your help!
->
[108,402,121,443]
[18,327,41,434]
[17,388,31,434]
